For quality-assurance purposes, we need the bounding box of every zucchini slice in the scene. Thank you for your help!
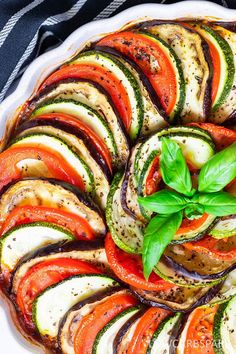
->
[106,172,144,254]
[213,295,236,353]
[210,215,236,238]
[0,179,106,236]
[191,23,235,112]
[154,257,223,288]
[95,46,169,136]
[139,21,212,122]
[32,274,119,342]
[58,288,124,354]
[0,222,74,275]
[22,79,129,168]
[31,98,118,161]
[147,313,183,354]
[15,125,110,209]
[71,50,143,140]
[12,240,108,295]
[135,128,215,182]
[11,133,94,194]
[92,306,142,354]
[208,24,236,124]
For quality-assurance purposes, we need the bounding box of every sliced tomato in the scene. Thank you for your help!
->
[0,146,84,193]
[0,206,95,240]
[188,123,236,150]
[98,31,177,115]
[184,235,236,260]
[33,113,112,172]
[176,213,210,236]
[183,304,219,354]
[16,258,102,330]
[105,233,174,291]
[127,307,171,354]
[74,292,137,354]
[145,156,162,195]
[39,64,131,131]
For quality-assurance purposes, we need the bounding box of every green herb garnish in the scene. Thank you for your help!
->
[138,139,236,279]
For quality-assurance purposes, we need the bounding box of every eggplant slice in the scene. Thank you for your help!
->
[137,20,212,123]
[11,240,109,296]
[19,79,130,168]
[131,282,223,312]
[0,178,106,236]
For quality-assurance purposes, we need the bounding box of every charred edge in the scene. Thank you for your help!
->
[113,306,147,354]
[57,287,124,353]
[169,313,189,354]
[18,78,131,150]
[93,45,168,123]
[201,38,213,119]
[213,22,236,33]
[120,157,139,220]
[131,19,198,34]
[224,110,236,126]
[163,255,236,281]
[15,118,112,181]
[131,281,223,313]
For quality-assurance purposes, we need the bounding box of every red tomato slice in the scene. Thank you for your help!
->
[34,113,112,172]
[74,292,137,354]
[0,146,84,193]
[184,235,236,260]
[183,304,219,354]
[16,258,102,330]
[105,233,174,291]
[0,205,95,240]
[98,31,178,115]
[39,64,131,131]
[188,123,236,150]
[145,156,162,195]
[176,213,210,236]
[127,307,171,354]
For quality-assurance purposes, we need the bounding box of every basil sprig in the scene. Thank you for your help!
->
[142,212,182,280]
[138,138,236,279]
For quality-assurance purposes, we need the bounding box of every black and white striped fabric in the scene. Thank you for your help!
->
[0,0,235,102]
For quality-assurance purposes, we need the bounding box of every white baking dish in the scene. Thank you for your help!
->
[0,1,236,352]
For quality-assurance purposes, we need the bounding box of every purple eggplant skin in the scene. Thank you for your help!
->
[162,255,236,281]
[113,306,147,354]
[18,78,130,151]
[57,287,123,353]
[169,313,189,354]
[94,45,168,124]
[131,281,223,313]
[9,239,105,293]
[130,20,213,121]
[120,156,139,220]
[15,117,112,181]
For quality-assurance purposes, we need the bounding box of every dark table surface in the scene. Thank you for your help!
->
[0,0,235,102]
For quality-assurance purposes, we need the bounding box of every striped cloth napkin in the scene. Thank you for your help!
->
[0,0,234,102]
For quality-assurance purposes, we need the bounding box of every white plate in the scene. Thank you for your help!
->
[0,1,236,352]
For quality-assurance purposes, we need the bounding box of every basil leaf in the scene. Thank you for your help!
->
[196,192,236,216]
[142,211,183,279]
[198,142,236,193]
[184,204,205,220]
[138,190,188,214]
[160,137,194,196]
